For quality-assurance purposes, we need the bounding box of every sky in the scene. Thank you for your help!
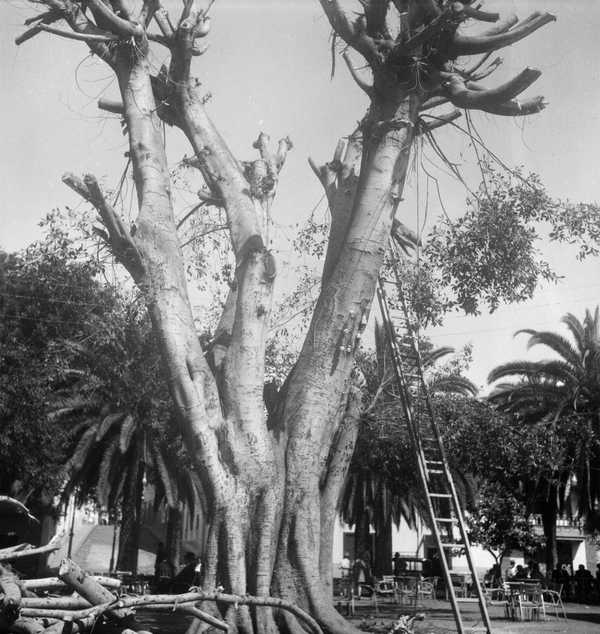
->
[1,0,599,390]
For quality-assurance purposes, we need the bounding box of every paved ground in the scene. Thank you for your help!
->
[70,524,156,574]
[347,598,600,633]
[135,599,600,633]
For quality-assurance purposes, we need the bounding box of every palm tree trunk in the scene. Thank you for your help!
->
[117,463,143,575]
[373,517,392,577]
[165,506,182,569]
[541,490,558,572]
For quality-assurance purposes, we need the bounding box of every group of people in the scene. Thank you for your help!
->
[496,559,600,603]
[339,551,375,597]
[551,562,600,602]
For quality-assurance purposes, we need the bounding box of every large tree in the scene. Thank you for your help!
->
[16,1,555,632]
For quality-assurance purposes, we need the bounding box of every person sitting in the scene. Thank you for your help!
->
[172,552,200,593]
[529,562,542,580]
[514,565,528,580]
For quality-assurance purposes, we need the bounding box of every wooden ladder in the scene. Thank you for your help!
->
[375,270,493,634]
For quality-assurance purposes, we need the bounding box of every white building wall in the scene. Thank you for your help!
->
[332,515,500,579]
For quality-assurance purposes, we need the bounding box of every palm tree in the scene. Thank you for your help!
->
[488,308,600,570]
[51,302,203,574]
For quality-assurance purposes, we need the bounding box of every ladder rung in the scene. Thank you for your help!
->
[434,517,458,522]
[426,460,443,465]
[429,493,452,498]
[427,469,444,474]
[440,542,462,548]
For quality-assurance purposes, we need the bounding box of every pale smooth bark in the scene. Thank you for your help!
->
[16,2,554,632]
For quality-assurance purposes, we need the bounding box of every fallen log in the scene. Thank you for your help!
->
[43,614,96,634]
[22,591,322,634]
[0,534,62,562]
[144,604,228,631]
[21,576,121,591]
[7,616,58,633]
[0,564,22,626]
[58,559,130,621]
[21,596,92,610]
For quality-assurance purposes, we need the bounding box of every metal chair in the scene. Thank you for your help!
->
[543,583,567,619]
[508,582,546,621]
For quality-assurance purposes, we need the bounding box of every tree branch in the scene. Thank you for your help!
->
[18,0,116,63]
[62,173,144,280]
[420,95,449,111]
[15,11,62,45]
[21,591,323,634]
[21,577,121,591]
[0,533,62,562]
[480,96,547,117]
[479,13,518,36]
[318,0,378,63]
[461,6,499,23]
[418,109,461,133]
[153,6,175,39]
[449,12,556,57]
[98,97,125,114]
[321,129,362,285]
[87,0,144,38]
[442,67,542,110]
[342,50,373,97]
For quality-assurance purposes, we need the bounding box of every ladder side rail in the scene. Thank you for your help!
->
[423,392,493,633]
[376,282,430,480]
[386,251,493,633]
[376,281,467,634]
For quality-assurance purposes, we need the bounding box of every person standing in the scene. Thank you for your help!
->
[340,553,352,597]
[505,560,517,580]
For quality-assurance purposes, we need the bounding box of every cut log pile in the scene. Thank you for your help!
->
[0,535,324,634]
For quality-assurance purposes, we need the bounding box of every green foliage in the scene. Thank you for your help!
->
[424,169,558,315]
[488,308,600,529]
[342,337,478,532]
[0,210,121,502]
[466,481,544,563]
[386,167,600,320]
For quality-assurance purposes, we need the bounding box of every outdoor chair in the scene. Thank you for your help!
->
[345,585,378,616]
[417,579,435,600]
[446,573,468,599]
[542,583,567,619]
[396,576,419,605]
[507,582,546,621]
[374,576,399,605]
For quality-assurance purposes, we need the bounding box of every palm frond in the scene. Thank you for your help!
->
[422,346,455,367]
[68,427,99,473]
[119,414,137,454]
[429,375,478,397]
[96,412,125,441]
[96,439,120,507]
[152,447,178,508]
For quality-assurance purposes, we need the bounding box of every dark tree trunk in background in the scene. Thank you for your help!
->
[117,464,143,575]
[373,518,392,577]
[542,492,559,572]
[166,506,183,569]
